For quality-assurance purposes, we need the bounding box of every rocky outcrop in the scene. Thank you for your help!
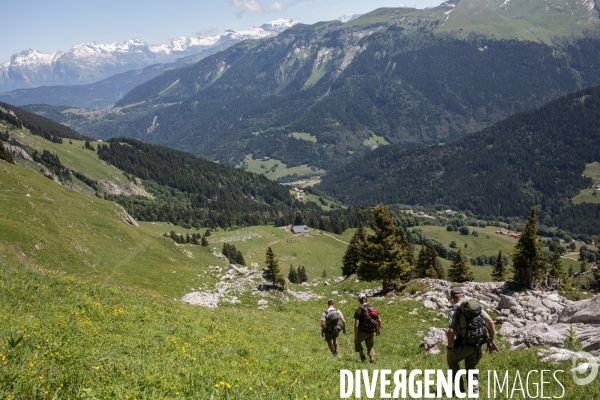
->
[98,180,149,197]
[181,292,220,308]
[415,278,600,356]
[558,295,600,324]
[117,211,139,227]
[6,145,32,161]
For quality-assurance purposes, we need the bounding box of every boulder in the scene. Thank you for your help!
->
[542,299,564,312]
[181,292,220,308]
[558,295,600,324]
[527,296,545,310]
[497,294,520,311]
[512,323,564,349]
[418,327,448,352]
[497,322,516,338]
[258,299,268,306]
[331,291,338,295]
[423,300,437,310]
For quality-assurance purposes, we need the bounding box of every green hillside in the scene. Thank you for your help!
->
[25,10,600,172]
[319,85,600,235]
[438,0,600,42]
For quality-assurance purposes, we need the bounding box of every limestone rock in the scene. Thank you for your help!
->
[181,292,220,308]
[497,322,516,338]
[418,327,448,352]
[512,323,564,349]
[258,299,268,306]
[558,295,600,324]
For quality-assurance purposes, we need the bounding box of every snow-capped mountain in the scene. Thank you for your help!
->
[337,14,362,23]
[0,19,297,92]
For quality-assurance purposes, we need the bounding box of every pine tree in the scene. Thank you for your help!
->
[568,264,574,277]
[288,265,299,283]
[491,249,508,282]
[580,261,588,273]
[204,229,211,237]
[357,204,413,291]
[447,249,474,283]
[342,222,366,276]
[236,249,246,266]
[322,269,327,278]
[263,247,284,288]
[298,266,308,283]
[415,243,444,279]
[547,249,564,279]
[415,245,428,278]
[511,208,547,289]
[427,243,445,280]
[201,236,209,246]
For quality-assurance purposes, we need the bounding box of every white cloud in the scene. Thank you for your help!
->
[232,0,295,16]
[269,2,288,11]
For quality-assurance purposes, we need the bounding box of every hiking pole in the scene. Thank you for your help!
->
[344,331,355,356]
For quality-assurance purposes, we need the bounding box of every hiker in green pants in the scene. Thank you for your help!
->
[446,287,499,395]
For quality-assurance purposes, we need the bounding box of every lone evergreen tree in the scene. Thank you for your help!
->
[491,249,508,282]
[342,222,366,276]
[580,261,588,273]
[322,269,327,278]
[204,229,211,237]
[357,204,413,291]
[447,249,474,283]
[201,236,209,247]
[263,247,284,288]
[297,266,308,283]
[511,208,547,289]
[415,243,445,279]
[288,265,299,283]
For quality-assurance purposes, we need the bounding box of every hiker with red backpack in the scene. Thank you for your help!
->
[354,293,381,364]
[446,287,499,395]
[321,299,347,356]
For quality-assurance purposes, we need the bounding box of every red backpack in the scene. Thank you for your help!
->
[360,305,381,333]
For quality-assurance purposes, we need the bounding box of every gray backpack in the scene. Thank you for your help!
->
[455,299,489,346]
[325,309,343,333]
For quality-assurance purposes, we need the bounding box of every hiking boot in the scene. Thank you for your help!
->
[333,352,338,357]
[370,360,376,365]
[361,356,366,363]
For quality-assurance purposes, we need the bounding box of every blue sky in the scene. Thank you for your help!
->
[1,0,442,61]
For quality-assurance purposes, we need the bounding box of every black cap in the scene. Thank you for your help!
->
[450,287,464,296]
[328,299,335,305]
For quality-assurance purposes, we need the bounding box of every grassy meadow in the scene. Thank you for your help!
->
[243,156,325,181]
[2,241,599,399]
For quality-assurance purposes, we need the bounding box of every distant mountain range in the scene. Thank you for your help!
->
[0,19,297,93]
[25,0,600,173]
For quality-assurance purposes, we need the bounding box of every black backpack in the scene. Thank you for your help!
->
[455,299,489,346]
[324,309,343,334]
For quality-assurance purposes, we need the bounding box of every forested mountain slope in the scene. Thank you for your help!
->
[1,103,366,232]
[40,2,600,172]
[319,85,600,234]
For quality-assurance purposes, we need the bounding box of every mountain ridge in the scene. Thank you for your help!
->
[0,19,298,92]
[318,84,600,234]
